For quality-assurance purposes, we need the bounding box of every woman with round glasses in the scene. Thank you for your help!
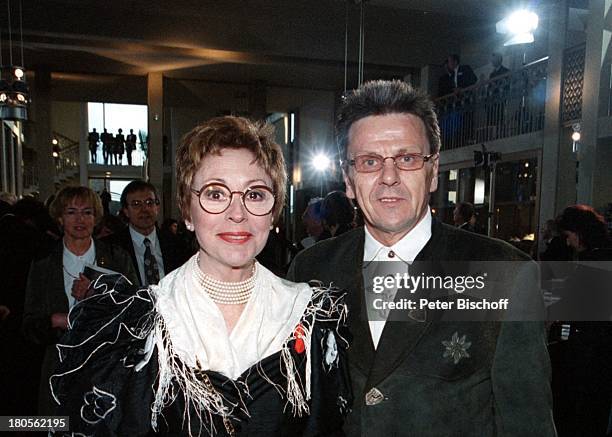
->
[51,116,350,436]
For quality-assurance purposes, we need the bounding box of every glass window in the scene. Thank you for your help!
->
[87,103,148,166]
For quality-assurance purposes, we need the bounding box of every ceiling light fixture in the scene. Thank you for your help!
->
[496,10,539,47]
[0,0,29,121]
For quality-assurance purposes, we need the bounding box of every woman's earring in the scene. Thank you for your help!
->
[186,222,194,231]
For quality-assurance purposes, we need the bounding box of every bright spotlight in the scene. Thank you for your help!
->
[312,153,331,172]
[52,138,58,145]
[13,68,24,79]
[571,131,581,142]
[506,10,538,35]
[497,10,538,46]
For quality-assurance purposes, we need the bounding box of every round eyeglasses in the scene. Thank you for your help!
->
[347,152,438,173]
[191,183,276,216]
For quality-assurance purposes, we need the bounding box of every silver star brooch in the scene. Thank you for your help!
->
[442,332,472,364]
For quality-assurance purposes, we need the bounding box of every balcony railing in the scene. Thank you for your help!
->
[561,44,585,123]
[22,146,39,189]
[436,57,549,151]
[53,131,80,181]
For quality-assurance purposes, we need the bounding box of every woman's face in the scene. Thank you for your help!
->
[60,197,96,243]
[564,230,583,252]
[188,148,274,277]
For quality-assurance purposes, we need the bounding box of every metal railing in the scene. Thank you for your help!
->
[436,57,549,151]
[53,131,80,181]
[22,146,39,189]
[561,44,585,123]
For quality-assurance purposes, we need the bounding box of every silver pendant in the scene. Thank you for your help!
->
[442,331,472,364]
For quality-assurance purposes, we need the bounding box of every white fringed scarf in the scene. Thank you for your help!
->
[149,255,313,435]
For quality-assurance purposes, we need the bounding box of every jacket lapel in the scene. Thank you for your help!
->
[365,219,446,387]
[93,239,110,270]
[158,229,173,273]
[345,231,376,377]
[50,242,70,313]
[121,227,142,285]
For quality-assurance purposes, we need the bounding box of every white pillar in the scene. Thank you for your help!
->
[577,0,609,206]
[147,73,164,210]
[539,0,569,227]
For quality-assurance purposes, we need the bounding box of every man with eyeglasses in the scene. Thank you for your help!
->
[104,180,189,286]
[288,80,555,436]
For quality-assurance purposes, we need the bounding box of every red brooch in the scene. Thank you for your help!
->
[293,324,306,354]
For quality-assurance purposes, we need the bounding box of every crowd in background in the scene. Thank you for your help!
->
[1,178,611,434]
[0,184,193,418]
[0,184,364,419]
[88,128,140,166]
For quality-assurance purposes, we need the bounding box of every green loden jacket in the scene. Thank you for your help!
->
[287,219,556,437]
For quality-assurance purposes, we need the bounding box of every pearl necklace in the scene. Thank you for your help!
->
[193,255,256,305]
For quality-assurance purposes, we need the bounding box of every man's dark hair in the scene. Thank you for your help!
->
[321,191,355,228]
[557,204,610,250]
[13,196,55,234]
[455,202,475,222]
[120,180,158,208]
[336,80,441,162]
[303,198,323,222]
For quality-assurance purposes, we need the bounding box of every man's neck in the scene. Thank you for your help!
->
[64,237,93,256]
[366,226,410,247]
[130,224,155,237]
[366,210,430,247]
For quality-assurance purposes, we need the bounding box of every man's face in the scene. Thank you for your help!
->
[491,54,502,68]
[343,113,438,246]
[123,189,160,235]
[447,56,458,70]
[302,206,323,238]
[453,206,462,225]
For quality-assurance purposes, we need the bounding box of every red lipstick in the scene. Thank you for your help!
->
[217,232,253,244]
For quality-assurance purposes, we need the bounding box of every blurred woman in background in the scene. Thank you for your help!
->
[23,186,137,415]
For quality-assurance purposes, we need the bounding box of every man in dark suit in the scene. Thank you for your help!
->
[490,52,510,79]
[487,53,510,138]
[125,129,137,166]
[288,80,555,436]
[114,128,126,166]
[437,60,455,97]
[446,53,477,91]
[100,128,112,165]
[87,128,99,163]
[439,54,478,145]
[453,201,482,234]
[104,180,188,286]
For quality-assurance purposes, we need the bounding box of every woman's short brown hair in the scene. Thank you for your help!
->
[176,116,287,222]
[49,186,104,225]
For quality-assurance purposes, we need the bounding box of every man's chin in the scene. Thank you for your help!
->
[365,216,420,237]
[371,215,416,232]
